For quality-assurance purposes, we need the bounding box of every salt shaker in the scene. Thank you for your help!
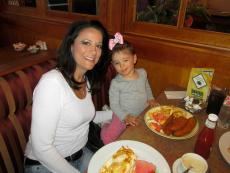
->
[218,96,230,129]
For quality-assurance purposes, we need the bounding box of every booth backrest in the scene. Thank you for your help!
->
[0,59,56,173]
[92,64,116,110]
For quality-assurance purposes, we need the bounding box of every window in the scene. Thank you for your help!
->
[7,0,36,7]
[124,0,230,49]
[47,0,68,11]
[47,0,99,15]
[136,0,181,26]
[185,0,230,33]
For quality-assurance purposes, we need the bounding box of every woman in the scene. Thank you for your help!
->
[24,20,110,173]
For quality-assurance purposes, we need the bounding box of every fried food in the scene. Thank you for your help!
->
[159,106,172,115]
[100,146,137,173]
[170,116,188,131]
[173,117,196,137]
[171,108,185,117]
[162,115,174,135]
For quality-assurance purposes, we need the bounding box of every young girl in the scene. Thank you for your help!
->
[101,32,156,144]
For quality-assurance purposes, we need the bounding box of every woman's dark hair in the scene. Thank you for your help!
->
[56,20,109,93]
[110,41,135,57]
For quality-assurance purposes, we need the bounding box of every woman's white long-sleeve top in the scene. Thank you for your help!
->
[25,69,110,173]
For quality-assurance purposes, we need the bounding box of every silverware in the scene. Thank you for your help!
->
[182,167,191,173]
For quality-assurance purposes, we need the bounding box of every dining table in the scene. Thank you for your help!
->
[117,89,230,173]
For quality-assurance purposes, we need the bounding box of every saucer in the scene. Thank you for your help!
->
[219,131,230,164]
[172,155,208,173]
[172,158,191,173]
[172,158,181,173]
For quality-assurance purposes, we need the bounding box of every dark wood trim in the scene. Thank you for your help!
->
[107,0,126,33]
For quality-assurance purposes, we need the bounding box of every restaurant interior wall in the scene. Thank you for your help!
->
[0,0,229,96]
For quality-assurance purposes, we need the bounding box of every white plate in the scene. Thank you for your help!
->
[88,140,171,173]
[219,131,230,164]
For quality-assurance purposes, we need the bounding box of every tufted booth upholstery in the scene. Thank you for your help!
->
[0,57,116,173]
[0,59,56,173]
[92,64,116,111]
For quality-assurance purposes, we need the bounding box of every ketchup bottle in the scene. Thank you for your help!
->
[194,113,218,160]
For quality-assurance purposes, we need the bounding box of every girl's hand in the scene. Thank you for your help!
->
[124,115,139,126]
[148,99,160,107]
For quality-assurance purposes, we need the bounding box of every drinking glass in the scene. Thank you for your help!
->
[217,96,230,129]
[206,88,226,115]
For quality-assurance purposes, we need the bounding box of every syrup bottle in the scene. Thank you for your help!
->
[194,113,218,160]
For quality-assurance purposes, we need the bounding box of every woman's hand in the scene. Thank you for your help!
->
[147,99,160,107]
[124,114,139,126]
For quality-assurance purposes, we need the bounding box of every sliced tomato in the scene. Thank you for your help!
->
[150,112,168,124]
[150,122,161,132]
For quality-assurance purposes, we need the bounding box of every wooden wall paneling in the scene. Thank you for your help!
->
[0,13,69,38]
[1,0,229,96]
[98,0,109,25]
[0,0,110,49]
[176,0,188,28]
[36,0,46,16]
[125,23,230,50]
[0,13,70,49]
[125,35,230,96]
[0,0,117,52]
[136,58,191,97]
[106,0,126,34]
[124,0,135,32]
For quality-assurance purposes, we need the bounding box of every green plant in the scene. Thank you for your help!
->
[136,0,180,25]
[186,2,211,23]
[136,0,210,26]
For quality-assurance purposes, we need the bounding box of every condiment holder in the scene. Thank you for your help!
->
[184,96,204,113]
[27,45,40,54]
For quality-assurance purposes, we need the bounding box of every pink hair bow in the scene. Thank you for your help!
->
[109,32,124,50]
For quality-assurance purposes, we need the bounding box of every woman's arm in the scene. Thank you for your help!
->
[93,110,113,123]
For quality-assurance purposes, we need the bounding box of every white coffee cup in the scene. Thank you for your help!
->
[178,153,208,173]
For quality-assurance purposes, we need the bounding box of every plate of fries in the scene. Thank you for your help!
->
[144,105,199,140]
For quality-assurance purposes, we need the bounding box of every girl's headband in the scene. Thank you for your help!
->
[109,32,124,50]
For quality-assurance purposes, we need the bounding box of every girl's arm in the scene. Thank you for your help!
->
[143,69,154,100]
[109,80,129,120]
